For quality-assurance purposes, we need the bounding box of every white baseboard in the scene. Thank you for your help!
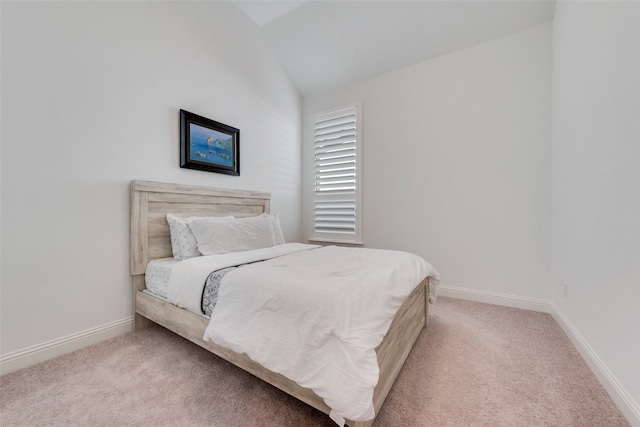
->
[550,303,640,427]
[439,284,639,427]
[0,317,133,375]
[438,284,551,313]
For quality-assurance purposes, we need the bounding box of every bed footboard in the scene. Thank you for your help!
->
[133,277,428,427]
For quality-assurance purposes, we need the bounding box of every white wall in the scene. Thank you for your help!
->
[551,1,640,420]
[303,24,552,301]
[0,2,301,358]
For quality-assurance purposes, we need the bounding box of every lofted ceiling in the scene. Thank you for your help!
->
[234,1,556,97]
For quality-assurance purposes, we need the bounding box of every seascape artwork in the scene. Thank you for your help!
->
[189,123,234,167]
[180,109,239,176]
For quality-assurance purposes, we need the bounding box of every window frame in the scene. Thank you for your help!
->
[310,102,363,245]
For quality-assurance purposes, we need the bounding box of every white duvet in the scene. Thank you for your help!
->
[167,243,439,425]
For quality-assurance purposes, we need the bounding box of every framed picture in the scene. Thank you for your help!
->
[180,109,240,176]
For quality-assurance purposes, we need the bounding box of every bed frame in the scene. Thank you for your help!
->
[129,180,429,427]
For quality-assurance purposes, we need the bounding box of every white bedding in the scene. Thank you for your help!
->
[205,246,438,425]
[167,243,439,425]
[167,243,321,314]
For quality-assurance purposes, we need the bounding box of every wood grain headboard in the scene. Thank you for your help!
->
[129,180,271,276]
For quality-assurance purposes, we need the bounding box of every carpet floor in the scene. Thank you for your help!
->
[0,297,630,426]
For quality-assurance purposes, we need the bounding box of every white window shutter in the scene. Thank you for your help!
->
[312,104,362,243]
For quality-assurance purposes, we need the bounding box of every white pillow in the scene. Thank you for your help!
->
[263,212,285,245]
[166,214,232,261]
[189,215,275,255]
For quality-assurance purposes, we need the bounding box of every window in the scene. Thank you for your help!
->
[311,103,362,244]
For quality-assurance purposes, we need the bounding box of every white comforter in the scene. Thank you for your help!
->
[167,243,439,425]
[168,243,320,314]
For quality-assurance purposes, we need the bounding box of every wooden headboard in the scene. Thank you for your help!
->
[129,180,271,276]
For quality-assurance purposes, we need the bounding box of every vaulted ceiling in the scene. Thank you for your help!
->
[234,1,556,97]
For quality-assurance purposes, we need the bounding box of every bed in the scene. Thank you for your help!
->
[129,180,437,427]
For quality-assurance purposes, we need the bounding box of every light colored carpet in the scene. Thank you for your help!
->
[0,297,630,426]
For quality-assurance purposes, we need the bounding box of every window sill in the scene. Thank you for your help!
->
[308,238,364,247]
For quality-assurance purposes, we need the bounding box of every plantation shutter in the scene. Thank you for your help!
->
[312,104,362,243]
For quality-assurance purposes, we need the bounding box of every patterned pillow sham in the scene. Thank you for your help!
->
[264,212,285,245]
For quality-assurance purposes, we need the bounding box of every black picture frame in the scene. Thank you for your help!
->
[180,109,240,176]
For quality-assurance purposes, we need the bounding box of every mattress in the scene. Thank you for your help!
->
[145,257,238,316]
[145,257,177,299]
